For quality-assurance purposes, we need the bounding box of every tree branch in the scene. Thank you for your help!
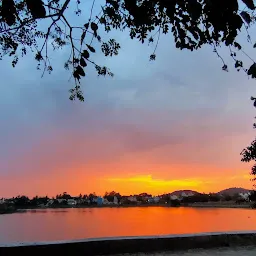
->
[0,0,71,34]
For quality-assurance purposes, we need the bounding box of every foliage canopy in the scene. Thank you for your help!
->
[1,0,256,99]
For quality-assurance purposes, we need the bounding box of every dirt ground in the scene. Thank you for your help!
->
[111,246,256,256]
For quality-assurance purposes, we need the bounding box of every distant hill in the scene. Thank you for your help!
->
[217,187,251,196]
[169,190,200,196]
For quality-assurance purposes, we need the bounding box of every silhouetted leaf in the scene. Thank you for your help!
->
[91,22,98,31]
[12,56,18,67]
[73,70,80,80]
[35,52,43,61]
[234,42,242,50]
[76,93,85,102]
[95,65,113,76]
[26,0,46,19]
[241,0,255,10]
[235,60,243,68]
[248,63,256,78]
[240,11,251,24]
[101,39,120,56]
[2,0,17,26]
[86,44,96,53]
[222,64,228,72]
[47,65,53,74]
[80,57,87,67]
[73,58,79,64]
[81,50,90,59]
[99,17,106,24]
[84,23,89,29]
[81,31,86,45]
[150,54,156,61]
[76,65,85,76]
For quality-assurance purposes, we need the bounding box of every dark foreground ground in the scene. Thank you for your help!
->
[112,246,256,256]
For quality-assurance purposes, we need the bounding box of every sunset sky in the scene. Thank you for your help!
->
[0,0,256,198]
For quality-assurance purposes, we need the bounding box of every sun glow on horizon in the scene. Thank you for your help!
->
[103,172,252,196]
[105,174,209,195]
[108,174,204,188]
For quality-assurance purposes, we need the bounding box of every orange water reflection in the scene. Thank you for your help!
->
[1,207,256,244]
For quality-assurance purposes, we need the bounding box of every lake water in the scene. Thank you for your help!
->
[1,207,256,244]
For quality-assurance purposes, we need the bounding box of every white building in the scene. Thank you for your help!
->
[239,192,251,201]
[57,199,66,204]
[148,198,154,203]
[113,196,119,205]
[181,192,194,197]
[128,196,137,202]
[143,196,152,201]
[67,199,77,206]
[153,196,160,203]
[46,199,54,206]
[170,195,179,200]
[103,198,110,205]
[92,198,98,203]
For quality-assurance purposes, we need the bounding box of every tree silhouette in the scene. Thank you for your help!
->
[104,191,121,202]
[57,192,72,199]
[14,195,30,207]
[1,0,256,101]
[241,100,256,183]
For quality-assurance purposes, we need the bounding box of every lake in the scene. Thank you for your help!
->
[1,207,256,244]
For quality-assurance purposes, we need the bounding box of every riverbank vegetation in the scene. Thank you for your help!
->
[0,189,254,213]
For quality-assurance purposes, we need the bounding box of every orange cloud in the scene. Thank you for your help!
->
[108,175,204,188]
[0,106,254,198]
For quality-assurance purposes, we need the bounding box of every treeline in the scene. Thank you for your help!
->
[1,190,254,209]
[3,196,49,208]
[1,191,122,208]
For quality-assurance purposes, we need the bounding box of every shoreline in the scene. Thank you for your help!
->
[14,202,252,212]
[0,201,252,214]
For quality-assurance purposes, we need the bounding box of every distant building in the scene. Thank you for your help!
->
[113,196,119,205]
[141,195,152,202]
[153,196,160,203]
[85,199,90,204]
[239,192,251,201]
[46,199,54,206]
[127,196,137,202]
[97,197,104,205]
[57,199,66,204]
[170,195,179,201]
[67,199,76,206]
[147,197,160,203]
[181,192,194,197]
[120,196,129,204]
[103,198,110,205]
[92,198,98,203]
[148,198,154,203]
[76,199,84,205]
